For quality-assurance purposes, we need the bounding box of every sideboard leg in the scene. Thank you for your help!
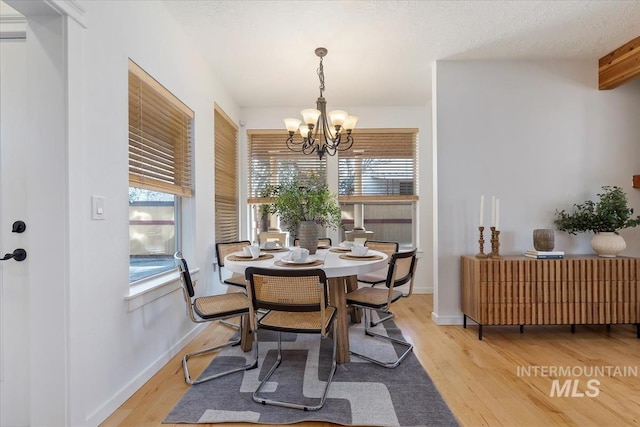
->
[571,324,576,334]
[478,325,483,340]
[520,325,524,334]
[463,314,467,328]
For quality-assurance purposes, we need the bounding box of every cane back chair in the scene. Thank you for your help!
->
[215,240,251,288]
[346,249,418,368]
[245,267,337,411]
[174,252,257,384]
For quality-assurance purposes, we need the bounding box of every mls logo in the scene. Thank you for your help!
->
[550,379,600,397]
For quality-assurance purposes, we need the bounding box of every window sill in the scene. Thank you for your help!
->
[126,267,200,312]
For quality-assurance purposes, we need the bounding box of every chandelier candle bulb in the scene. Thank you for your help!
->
[284,118,302,132]
[343,115,358,130]
[328,110,348,126]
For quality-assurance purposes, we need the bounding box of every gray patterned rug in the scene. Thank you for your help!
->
[165,316,458,426]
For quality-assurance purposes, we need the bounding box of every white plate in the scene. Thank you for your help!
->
[280,257,316,265]
[348,251,374,258]
[233,251,265,258]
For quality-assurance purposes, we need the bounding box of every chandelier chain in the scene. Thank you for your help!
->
[317,56,325,96]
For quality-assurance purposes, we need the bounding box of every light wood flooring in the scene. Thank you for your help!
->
[101,294,640,427]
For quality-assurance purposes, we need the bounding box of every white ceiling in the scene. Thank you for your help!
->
[161,0,640,109]
[4,1,640,109]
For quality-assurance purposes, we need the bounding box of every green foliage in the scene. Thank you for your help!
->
[554,186,640,235]
[271,174,343,234]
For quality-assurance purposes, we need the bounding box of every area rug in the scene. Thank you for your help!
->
[164,315,459,426]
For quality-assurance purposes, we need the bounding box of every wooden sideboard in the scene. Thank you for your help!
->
[461,255,640,339]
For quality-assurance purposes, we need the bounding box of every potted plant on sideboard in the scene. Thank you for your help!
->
[554,185,640,257]
[271,174,342,254]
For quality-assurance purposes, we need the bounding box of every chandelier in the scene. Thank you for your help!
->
[283,47,358,159]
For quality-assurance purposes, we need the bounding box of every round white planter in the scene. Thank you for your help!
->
[590,232,626,257]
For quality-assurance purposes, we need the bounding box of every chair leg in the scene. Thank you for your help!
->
[350,308,413,369]
[220,318,241,330]
[253,328,337,411]
[183,330,258,385]
[369,310,394,327]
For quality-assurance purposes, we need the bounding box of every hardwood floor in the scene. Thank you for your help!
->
[100,294,640,427]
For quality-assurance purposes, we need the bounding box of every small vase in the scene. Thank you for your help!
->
[533,229,555,251]
[590,232,626,258]
[297,221,319,254]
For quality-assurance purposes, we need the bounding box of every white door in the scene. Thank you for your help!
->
[0,34,30,426]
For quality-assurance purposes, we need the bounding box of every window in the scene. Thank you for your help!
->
[214,104,239,242]
[246,130,326,240]
[128,59,193,283]
[247,130,326,201]
[338,129,418,248]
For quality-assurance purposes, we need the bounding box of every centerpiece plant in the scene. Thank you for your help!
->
[271,174,342,253]
[554,185,640,257]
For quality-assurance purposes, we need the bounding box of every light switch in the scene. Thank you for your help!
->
[92,196,105,220]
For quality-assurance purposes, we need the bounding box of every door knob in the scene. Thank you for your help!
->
[12,221,26,233]
[1,248,27,262]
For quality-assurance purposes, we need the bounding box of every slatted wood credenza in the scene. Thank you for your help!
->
[461,255,640,339]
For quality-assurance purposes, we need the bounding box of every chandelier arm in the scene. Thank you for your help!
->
[286,135,306,152]
[302,141,319,157]
[335,134,354,152]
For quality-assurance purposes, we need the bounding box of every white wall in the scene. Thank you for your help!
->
[13,1,241,425]
[240,105,434,293]
[434,60,640,324]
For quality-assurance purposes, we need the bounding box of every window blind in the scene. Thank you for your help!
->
[247,130,326,204]
[338,129,418,202]
[128,60,193,197]
[214,105,239,242]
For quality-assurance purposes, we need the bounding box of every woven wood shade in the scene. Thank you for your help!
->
[338,129,418,202]
[247,130,326,203]
[128,60,193,197]
[215,104,239,242]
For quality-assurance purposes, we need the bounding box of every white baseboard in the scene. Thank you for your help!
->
[431,311,465,325]
[86,323,206,426]
[412,283,432,294]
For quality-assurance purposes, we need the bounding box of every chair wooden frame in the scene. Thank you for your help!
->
[346,249,418,368]
[174,252,257,384]
[245,267,337,411]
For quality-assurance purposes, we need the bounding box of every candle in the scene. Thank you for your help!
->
[491,196,496,227]
[479,195,485,226]
[495,198,500,230]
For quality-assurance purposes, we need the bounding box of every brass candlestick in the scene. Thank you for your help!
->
[489,227,503,259]
[475,226,488,258]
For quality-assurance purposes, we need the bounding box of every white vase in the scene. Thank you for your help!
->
[590,232,626,258]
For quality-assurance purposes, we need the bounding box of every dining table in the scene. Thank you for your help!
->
[224,245,388,363]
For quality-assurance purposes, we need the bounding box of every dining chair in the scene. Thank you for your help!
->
[215,240,251,289]
[174,252,258,384]
[357,240,399,286]
[356,240,400,326]
[346,249,418,368]
[293,237,332,247]
[245,267,337,411]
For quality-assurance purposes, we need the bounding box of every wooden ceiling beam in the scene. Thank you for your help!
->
[599,35,640,90]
